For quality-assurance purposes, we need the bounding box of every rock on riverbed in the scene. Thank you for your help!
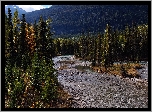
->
[53,56,148,108]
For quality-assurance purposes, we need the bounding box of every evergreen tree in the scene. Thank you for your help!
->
[5,14,9,59]
[46,17,55,59]
[124,24,130,61]
[79,34,86,59]
[54,38,61,55]
[91,36,97,67]
[141,24,148,60]
[5,12,10,98]
[61,39,66,55]
[96,33,102,66]
[37,16,53,62]
[12,9,20,63]
[18,14,30,71]
[74,38,80,57]
[5,8,14,91]
[102,24,110,68]
[7,8,14,65]
[87,34,93,61]
[130,22,136,62]
[112,29,119,62]
[5,8,18,108]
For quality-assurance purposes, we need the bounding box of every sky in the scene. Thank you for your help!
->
[18,5,52,12]
[5,5,52,12]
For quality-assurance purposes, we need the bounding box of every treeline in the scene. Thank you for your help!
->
[54,23,148,68]
[5,8,58,108]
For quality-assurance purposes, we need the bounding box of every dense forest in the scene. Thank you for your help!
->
[24,5,148,35]
[5,5,148,108]
[5,8,58,108]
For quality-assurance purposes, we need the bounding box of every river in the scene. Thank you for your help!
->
[52,55,148,108]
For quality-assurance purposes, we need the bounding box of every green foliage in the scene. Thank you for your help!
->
[30,53,58,103]
[54,38,61,55]
[53,23,148,68]
[5,9,58,108]
[5,64,25,108]
[73,23,147,68]
[30,53,41,91]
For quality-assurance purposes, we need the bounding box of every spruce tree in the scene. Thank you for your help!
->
[12,9,20,64]
[91,36,97,67]
[37,16,48,60]
[7,8,14,65]
[5,14,9,59]
[73,38,79,57]
[54,38,61,55]
[5,8,14,91]
[124,24,130,61]
[46,17,55,60]
[96,33,102,66]
[18,14,29,71]
[102,24,110,69]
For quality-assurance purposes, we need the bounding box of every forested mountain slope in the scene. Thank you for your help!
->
[24,5,148,36]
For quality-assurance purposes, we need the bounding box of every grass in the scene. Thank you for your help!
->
[91,62,143,78]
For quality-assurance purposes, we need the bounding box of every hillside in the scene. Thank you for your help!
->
[24,5,148,36]
[5,5,27,16]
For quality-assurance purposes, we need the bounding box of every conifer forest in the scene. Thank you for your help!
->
[5,5,148,108]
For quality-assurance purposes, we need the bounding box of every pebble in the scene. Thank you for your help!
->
[74,97,80,100]
[54,56,148,108]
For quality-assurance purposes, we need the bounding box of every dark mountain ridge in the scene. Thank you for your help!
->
[7,5,148,36]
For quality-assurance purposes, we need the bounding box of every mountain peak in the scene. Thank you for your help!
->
[5,5,27,16]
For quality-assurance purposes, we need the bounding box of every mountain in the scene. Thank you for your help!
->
[24,5,148,36]
[5,5,27,16]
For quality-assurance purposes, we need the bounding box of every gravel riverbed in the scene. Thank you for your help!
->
[53,56,148,108]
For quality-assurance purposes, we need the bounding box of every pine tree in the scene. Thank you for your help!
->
[102,24,110,68]
[54,38,61,55]
[18,14,30,71]
[91,36,97,67]
[112,29,119,62]
[6,8,14,88]
[61,39,66,55]
[140,24,148,60]
[139,25,148,60]
[87,34,93,61]
[131,21,136,62]
[79,34,86,59]
[124,24,130,61]
[73,38,80,57]
[12,9,20,64]
[46,17,55,60]
[5,13,10,98]
[37,16,48,60]
[5,14,9,59]
[96,33,102,66]
[5,8,17,108]
[7,8,14,65]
